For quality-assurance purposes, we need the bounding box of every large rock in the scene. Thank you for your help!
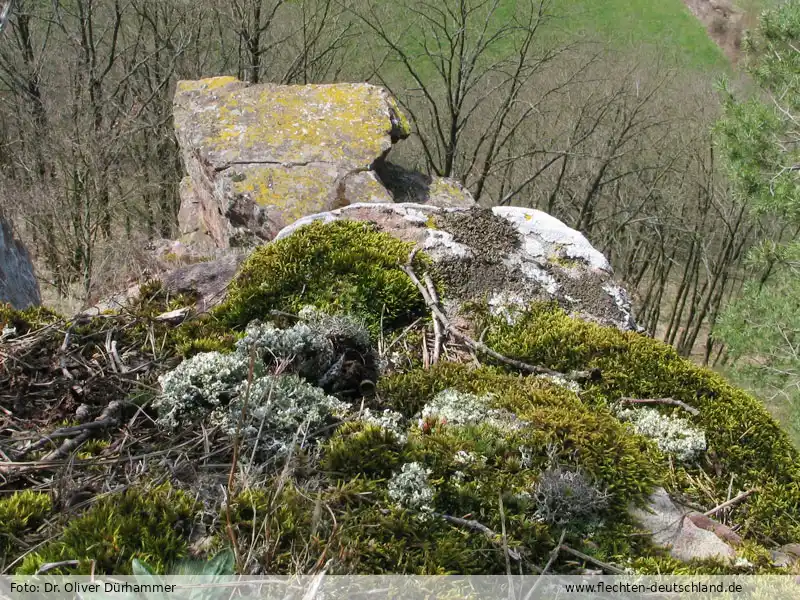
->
[0,214,40,309]
[173,77,476,249]
[174,77,474,250]
[84,252,247,317]
[277,203,637,330]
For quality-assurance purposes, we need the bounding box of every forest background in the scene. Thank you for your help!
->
[0,0,797,443]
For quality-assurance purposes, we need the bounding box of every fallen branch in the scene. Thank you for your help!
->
[16,418,122,460]
[40,401,123,462]
[402,252,593,382]
[525,530,566,600]
[423,274,443,365]
[434,512,522,562]
[559,544,626,574]
[703,489,755,518]
[619,397,700,416]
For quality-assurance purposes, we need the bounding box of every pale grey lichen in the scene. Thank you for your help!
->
[236,307,375,393]
[453,450,479,466]
[388,462,435,513]
[538,373,582,393]
[155,351,257,430]
[532,465,610,525]
[216,373,351,462]
[237,320,332,367]
[419,388,526,431]
[617,407,706,462]
[518,446,534,469]
[155,346,351,464]
[358,408,407,443]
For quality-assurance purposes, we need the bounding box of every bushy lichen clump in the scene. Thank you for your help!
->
[155,351,253,429]
[156,349,350,463]
[388,462,435,513]
[531,465,610,526]
[238,307,378,396]
[215,220,429,334]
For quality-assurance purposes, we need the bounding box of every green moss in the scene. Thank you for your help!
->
[478,303,800,542]
[17,484,196,575]
[0,305,61,335]
[323,421,404,479]
[228,484,329,573]
[215,220,429,335]
[0,491,52,564]
[379,363,658,509]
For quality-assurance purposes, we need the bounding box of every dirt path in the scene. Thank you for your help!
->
[683,0,746,63]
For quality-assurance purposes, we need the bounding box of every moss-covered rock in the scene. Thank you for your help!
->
[480,303,800,543]
[215,219,429,334]
[3,217,798,576]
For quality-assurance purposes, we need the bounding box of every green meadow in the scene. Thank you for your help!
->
[555,0,728,69]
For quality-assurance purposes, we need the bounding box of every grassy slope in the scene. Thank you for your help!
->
[553,0,729,69]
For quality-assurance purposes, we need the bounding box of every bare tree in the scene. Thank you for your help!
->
[352,0,584,201]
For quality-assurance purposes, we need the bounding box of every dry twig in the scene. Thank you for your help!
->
[434,512,522,562]
[619,397,700,416]
[703,489,755,518]
[424,274,443,365]
[525,530,567,600]
[559,544,625,574]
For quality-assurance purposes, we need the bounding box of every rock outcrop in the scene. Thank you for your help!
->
[277,203,637,330]
[0,214,40,309]
[173,77,475,249]
[631,487,739,564]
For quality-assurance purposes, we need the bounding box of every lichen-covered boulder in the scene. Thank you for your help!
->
[0,214,40,309]
[276,203,636,330]
[174,77,412,248]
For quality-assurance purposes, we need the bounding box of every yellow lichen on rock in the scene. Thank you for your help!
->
[173,77,413,248]
[175,80,409,169]
[229,164,339,220]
